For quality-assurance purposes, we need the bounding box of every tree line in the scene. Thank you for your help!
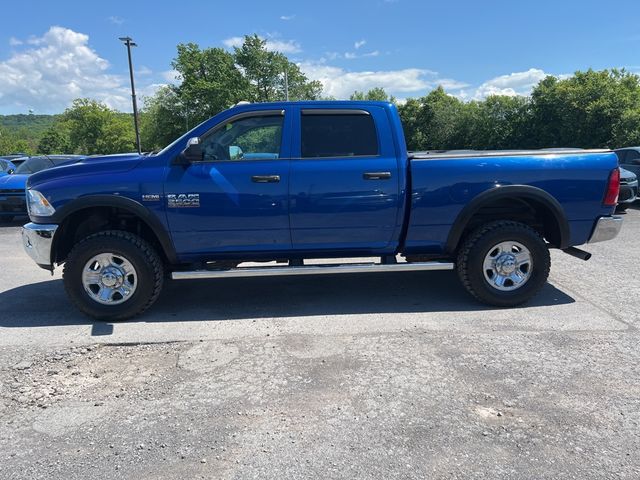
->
[1,34,639,156]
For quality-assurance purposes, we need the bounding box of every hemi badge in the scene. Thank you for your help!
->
[142,194,161,202]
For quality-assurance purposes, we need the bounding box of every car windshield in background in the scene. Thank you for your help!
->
[14,155,82,174]
[15,157,54,174]
[0,159,13,173]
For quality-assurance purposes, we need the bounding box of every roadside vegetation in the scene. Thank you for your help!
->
[1,34,639,156]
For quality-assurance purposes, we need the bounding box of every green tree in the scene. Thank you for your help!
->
[465,95,532,149]
[397,98,424,151]
[415,86,468,150]
[612,108,640,147]
[171,43,249,125]
[61,98,136,154]
[37,126,71,154]
[234,35,322,102]
[350,87,395,102]
[529,69,640,148]
[140,86,186,150]
[0,127,34,156]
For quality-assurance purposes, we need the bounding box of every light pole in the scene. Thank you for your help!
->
[119,36,142,154]
[284,69,289,101]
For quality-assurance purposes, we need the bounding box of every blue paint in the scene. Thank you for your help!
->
[27,101,619,264]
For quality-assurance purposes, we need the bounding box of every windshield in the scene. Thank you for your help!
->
[0,159,12,173]
[15,157,54,174]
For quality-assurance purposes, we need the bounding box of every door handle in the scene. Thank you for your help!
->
[363,171,392,180]
[251,175,280,183]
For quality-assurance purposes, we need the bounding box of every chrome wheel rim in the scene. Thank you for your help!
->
[482,241,533,291]
[82,253,137,305]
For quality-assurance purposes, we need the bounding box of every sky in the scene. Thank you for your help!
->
[1,0,639,114]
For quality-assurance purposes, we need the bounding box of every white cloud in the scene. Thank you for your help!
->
[137,65,152,76]
[108,16,125,25]
[470,68,549,99]
[9,37,23,46]
[222,35,301,54]
[0,26,132,113]
[280,14,295,21]
[161,69,181,83]
[355,40,366,49]
[300,63,441,98]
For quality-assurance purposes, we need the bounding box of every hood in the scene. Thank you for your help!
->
[620,167,637,181]
[0,174,29,190]
[28,153,144,189]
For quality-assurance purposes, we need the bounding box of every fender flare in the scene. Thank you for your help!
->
[44,194,178,264]
[445,185,571,253]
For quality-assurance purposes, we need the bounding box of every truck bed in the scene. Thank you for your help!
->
[408,148,610,160]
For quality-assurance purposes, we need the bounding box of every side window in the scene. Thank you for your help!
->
[200,115,284,161]
[616,151,627,163]
[626,150,640,165]
[301,113,378,158]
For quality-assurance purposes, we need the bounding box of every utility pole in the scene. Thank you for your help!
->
[284,69,289,101]
[119,36,142,154]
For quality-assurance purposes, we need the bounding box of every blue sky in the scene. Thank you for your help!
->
[1,0,639,114]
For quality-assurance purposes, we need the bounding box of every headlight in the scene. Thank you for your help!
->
[27,189,56,217]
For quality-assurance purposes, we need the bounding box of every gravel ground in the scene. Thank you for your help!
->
[0,207,639,479]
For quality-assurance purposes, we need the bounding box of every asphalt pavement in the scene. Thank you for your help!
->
[0,207,639,479]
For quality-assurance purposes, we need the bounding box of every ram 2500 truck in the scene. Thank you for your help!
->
[21,101,623,320]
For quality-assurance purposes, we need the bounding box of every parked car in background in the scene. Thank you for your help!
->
[0,154,30,168]
[617,167,638,211]
[0,158,17,176]
[0,155,84,222]
[615,147,640,177]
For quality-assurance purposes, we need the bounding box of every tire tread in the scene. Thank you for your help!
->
[456,220,550,307]
[63,230,163,321]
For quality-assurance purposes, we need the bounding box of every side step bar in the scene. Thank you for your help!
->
[171,261,455,280]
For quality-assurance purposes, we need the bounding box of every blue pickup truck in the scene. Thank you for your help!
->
[21,101,623,320]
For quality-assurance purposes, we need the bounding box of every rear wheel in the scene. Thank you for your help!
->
[457,221,550,307]
[63,230,163,321]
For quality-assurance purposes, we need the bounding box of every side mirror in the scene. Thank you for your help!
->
[7,169,14,175]
[229,145,244,160]
[176,137,203,164]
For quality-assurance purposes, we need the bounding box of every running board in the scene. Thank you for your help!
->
[171,261,455,280]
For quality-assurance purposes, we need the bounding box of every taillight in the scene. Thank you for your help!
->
[603,168,620,206]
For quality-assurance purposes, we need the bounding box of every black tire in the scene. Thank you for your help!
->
[63,230,163,321]
[0,215,14,223]
[456,221,550,307]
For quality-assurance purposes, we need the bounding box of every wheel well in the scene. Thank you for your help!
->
[456,196,563,251]
[53,206,168,265]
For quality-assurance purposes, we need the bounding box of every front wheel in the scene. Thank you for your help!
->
[456,221,550,307]
[63,231,164,321]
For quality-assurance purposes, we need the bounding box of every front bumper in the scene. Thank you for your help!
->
[22,222,58,270]
[588,216,623,244]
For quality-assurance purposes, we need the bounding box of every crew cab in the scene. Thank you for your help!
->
[21,101,623,320]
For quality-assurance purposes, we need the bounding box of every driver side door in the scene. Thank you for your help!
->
[165,109,292,259]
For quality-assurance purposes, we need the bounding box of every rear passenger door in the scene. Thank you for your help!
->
[289,106,401,252]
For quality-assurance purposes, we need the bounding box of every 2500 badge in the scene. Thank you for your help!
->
[167,193,200,208]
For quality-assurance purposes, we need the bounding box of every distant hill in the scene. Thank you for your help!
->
[0,114,60,153]
[0,114,59,136]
